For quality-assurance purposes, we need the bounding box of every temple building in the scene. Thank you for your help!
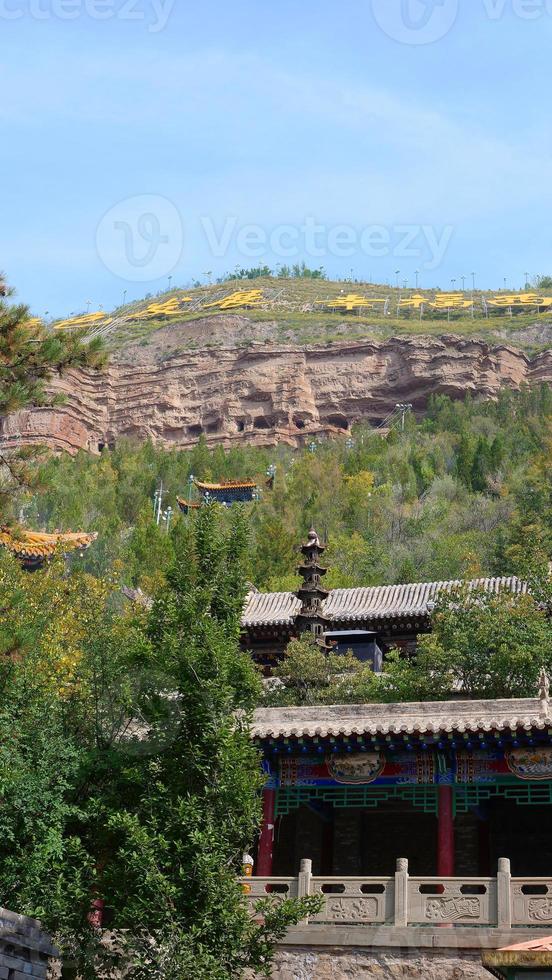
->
[251,676,552,885]
[194,478,258,504]
[177,479,259,513]
[0,526,97,570]
[176,498,201,515]
[241,528,528,671]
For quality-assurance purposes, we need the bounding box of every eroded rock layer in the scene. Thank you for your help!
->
[2,327,551,455]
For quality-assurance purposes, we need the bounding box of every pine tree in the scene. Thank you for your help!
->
[470,437,491,492]
[0,276,105,415]
[0,276,105,504]
[455,432,475,487]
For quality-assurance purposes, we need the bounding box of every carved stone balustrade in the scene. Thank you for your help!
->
[241,858,552,932]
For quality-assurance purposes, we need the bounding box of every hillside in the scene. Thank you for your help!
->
[52,276,552,353]
[3,278,552,456]
[17,385,552,596]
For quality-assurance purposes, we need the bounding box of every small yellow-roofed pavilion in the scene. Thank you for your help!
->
[0,526,98,570]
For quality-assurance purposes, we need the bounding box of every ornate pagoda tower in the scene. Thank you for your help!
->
[295,528,331,639]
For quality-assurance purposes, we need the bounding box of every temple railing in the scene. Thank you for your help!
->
[241,859,552,929]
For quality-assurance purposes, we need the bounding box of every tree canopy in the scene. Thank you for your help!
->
[268,582,552,708]
[0,509,319,979]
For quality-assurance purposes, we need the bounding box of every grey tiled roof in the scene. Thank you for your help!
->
[251,696,552,739]
[242,591,301,627]
[241,577,527,628]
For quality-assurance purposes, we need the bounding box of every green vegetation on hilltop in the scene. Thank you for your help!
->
[13,385,552,595]
[55,275,552,355]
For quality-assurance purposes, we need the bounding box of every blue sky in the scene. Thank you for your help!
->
[2,0,552,316]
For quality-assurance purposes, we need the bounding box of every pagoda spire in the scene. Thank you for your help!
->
[295,527,330,637]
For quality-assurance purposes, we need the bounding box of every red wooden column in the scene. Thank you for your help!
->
[437,786,455,877]
[257,788,276,877]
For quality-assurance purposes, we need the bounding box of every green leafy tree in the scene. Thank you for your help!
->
[269,581,552,709]
[93,506,319,978]
[267,632,379,706]
[0,553,142,949]
[382,584,552,701]
[0,513,320,978]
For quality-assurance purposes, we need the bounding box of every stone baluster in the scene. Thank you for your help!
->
[497,857,512,929]
[298,858,313,898]
[298,859,313,925]
[394,857,409,927]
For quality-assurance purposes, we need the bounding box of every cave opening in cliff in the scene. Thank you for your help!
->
[326,414,349,430]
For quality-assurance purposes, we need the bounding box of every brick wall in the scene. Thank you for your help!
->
[0,907,57,979]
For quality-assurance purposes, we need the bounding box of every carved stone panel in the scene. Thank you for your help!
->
[528,898,552,921]
[425,897,481,922]
[326,897,378,922]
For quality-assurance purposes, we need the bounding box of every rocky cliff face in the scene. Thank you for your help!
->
[2,321,551,455]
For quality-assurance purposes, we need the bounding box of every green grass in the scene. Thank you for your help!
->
[69,277,552,354]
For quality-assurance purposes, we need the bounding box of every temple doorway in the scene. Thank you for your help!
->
[273,800,439,877]
[270,796,552,879]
